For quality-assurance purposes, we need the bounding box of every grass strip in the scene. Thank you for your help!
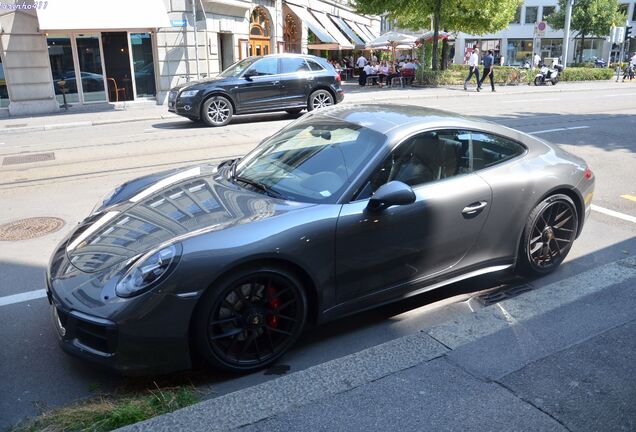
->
[11,384,199,432]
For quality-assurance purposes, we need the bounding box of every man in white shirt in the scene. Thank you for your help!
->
[533,53,542,68]
[402,60,416,70]
[371,53,378,62]
[464,48,481,92]
[356,54,367,76]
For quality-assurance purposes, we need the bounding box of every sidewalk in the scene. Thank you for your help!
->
[119,256,636,432]
[0,80,629,135]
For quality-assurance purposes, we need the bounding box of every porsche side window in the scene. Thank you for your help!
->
[470,132,525,169]
[356,130,470,199]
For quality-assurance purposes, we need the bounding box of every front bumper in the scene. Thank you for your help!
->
[46,272,196,376]
[168,91,200,119]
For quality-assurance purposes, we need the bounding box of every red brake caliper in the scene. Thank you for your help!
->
[266,282,280,328]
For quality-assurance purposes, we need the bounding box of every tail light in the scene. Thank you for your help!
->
[335,73,341,82]
[584,165,593,180]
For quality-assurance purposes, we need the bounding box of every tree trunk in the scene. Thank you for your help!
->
[579,33,585,64]
[441,29,449,70]
[432,0,441,70]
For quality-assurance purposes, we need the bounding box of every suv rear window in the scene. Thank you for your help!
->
[280,57,310,74]
[306,60,325,71]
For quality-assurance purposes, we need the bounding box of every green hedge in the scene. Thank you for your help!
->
[417,65,613,86]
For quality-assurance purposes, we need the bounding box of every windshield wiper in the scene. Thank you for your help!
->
[234,176,287,200]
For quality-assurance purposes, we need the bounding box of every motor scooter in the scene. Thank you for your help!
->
[534,63,563,86]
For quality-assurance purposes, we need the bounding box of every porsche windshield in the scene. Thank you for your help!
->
[233,118,387,203]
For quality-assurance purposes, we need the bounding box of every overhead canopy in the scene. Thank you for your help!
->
[364,25,379,39]
[330,16,364,46]
[37,0,170,30]
[286,3,336,44]
[366,31,417,49]
[309,10,354,49]
[345,20,371,43]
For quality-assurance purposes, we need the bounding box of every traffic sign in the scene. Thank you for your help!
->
[535,21,547,37]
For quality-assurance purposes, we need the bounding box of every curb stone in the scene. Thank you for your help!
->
[117,255,636,432]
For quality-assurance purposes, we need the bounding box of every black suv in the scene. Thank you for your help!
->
[168,54,344,127]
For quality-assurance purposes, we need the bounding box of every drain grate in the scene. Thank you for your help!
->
[0,217,65,241]
[476,284,534,307]
[3,152,55,166]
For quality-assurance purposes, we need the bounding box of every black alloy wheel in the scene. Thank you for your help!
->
[307,89,334,111]
[202,95,233,127]
[518,194,579,276]
[194,267,307,372]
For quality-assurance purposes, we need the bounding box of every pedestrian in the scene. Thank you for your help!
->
[371,52,378,63]
[479,49,496,92]
[464,48,481,91]
[356,53,367,76]
[533,53,541,68]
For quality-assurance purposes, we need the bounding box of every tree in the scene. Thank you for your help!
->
[356,0,523,70]
[547,0,626,63]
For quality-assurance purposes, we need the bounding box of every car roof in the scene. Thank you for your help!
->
[314,104,539,148]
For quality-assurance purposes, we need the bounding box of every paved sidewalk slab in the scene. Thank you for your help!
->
[501,319,636,432]
[242,357,565,432]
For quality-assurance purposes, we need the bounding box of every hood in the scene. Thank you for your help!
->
[64,165,305,273]
[170,75,231,92]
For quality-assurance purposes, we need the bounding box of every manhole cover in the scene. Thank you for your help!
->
[0,217,65,241]
[3,152,55,166]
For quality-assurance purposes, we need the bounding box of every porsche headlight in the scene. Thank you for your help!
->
[179,90,200,98]
[116,245,179,298]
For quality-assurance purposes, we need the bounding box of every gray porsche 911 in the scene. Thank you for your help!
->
[46,105,594,375]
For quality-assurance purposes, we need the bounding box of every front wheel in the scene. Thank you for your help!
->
[201,95,233,127]
[534,76,542,86]
[193,266,308,372]
[516,194,579,277]
[307,89,334,111]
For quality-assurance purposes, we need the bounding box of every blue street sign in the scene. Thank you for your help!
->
[171,19,187,27]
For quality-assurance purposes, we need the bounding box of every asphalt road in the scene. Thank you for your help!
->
[1,86,635,429]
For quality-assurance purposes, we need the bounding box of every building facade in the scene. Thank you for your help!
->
[0,0,378,116]
[453,0,636,66]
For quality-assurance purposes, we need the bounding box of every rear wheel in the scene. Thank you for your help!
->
[201,95,233,127]
[551,77,559,85]
[307,89,334,111]
[517,194,579,277]
[194,266,307,372]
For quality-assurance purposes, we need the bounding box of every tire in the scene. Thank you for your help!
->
[285,108,303,115]
[193,266,308,372]
[551,77,559,85]
[534,76,542,86]
[201,95,233,127]
[516,194,579,277]
[307,89,334,111]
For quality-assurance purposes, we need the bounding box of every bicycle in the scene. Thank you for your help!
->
[506,67,529,86]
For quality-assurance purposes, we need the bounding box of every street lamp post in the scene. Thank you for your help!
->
[562,0,574,68]
[192,0,200,79]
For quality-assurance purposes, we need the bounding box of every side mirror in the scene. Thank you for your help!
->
[243,71,255,80]
[367,181,416,211]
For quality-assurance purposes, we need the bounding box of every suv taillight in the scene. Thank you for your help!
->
[335,73,341,82]
[584,165,593,180]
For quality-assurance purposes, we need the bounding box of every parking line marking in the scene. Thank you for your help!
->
[591,205,636,224]
[621,195,636,203]
[529,125,590,135]
[0,289,47,307]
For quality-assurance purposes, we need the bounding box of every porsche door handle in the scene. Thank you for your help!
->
[462,201,488,215]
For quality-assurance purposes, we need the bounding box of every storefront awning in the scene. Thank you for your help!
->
[345,20,371,43]
[37,0,170,31]
[309,10,354,49]
[286,3,336,44]
[330,16,364,46]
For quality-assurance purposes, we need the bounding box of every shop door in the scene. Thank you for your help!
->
[130,33,156,98]
[218,33,234,71]
[75,34,107,103]
[101,32,134,102]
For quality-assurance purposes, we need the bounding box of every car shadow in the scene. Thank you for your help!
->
[151,111,303,130]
